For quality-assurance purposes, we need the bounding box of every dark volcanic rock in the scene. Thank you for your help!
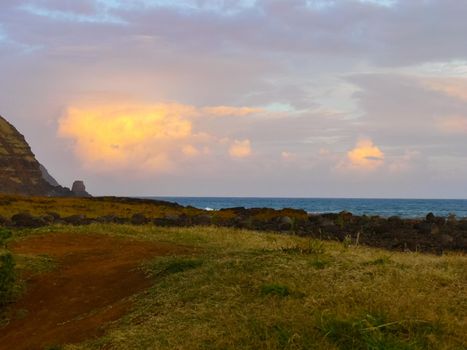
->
[131,213,149,225]
[0,115,74,196]
[191,214,212,225]
[71,180,91,197]
[11,212,46,228]
[63,214,92,226]
[153,214,191,227]
[0,215,9,226]
[278,216,293,230]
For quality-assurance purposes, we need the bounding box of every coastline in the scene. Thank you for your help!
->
[147,196,467,219]
[0,195,466,254]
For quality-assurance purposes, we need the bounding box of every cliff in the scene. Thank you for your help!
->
[0,115,88,197]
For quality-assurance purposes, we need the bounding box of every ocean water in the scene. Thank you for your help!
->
[150,197,467,219]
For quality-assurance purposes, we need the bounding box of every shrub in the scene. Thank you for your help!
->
[260,284,290,297]
[0,252,16,306]
[149,258,204,278]
[310,258,329,269]
[0,228,12,248]
[343,234,353,248]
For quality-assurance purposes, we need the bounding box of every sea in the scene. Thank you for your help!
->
[148,197,467,219]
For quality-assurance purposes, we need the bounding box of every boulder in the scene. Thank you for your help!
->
[11,212,46,228]
[63,214,91,226]
[426,212,436,223]
[415,222,440,235]
[278,216,293,231]
[130,213,149,225]
[440,234,454,245]
[191,214,212,226]
[153,214,190,227]
[96,215,121,224]
[0,215,9,226]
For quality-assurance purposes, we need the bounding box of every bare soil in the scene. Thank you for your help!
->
[0,233,191,350]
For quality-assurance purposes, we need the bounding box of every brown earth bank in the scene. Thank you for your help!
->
[0,233,192,350]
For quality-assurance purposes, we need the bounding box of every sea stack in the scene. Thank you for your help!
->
[71,180,91,197]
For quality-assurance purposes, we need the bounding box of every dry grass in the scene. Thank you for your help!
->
[0,195,203,219]
[10,224,465,350]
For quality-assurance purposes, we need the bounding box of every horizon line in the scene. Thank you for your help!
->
[136,195,467,201]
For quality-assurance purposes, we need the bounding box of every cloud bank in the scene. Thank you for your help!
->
[58,103,257,173]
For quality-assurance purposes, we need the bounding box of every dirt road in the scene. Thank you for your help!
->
[0,233,190,350]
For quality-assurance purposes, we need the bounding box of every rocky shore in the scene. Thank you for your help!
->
[1,197,465,254]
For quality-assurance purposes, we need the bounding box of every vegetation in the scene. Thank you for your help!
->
[0,253,16,307]
[0,194,201,219]
[0,228,16,308]
[6,224,465,349]
[2,194,466,254]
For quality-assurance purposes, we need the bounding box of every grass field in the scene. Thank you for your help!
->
[3,224,466,349]
[0,195,201,219]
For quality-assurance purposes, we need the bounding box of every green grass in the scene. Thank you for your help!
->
[8,224,467,349]
[0,253,16,306]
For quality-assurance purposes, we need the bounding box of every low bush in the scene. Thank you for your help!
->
[0,252,16,306]
[260,284,290,297]
[0,228,12,248]
[148,258,204,278]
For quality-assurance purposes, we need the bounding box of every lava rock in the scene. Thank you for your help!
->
[131,213,149,225]
[63,214,91,226]
[11,212,46,228]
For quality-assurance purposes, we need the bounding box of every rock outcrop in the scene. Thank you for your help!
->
[71,180,91,197]
[0,115,90,197]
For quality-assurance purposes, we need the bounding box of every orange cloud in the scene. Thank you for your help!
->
[181,144,200,157]
[58,103,259,173]
[58,104,197,172]
[347,139,384,170]
[229,139,252,158]
[202,106,263,117]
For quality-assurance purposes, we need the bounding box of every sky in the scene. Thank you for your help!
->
[1,0,467,198]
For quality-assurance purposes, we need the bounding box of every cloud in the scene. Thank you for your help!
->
[181,144,200,157]
[424,78,467,102]
[202,106,263,117]
[436,115,467,134]
[8,0,467,67]
[281,151,297,161]
[346,139,384,170]
[229,139,252,158]
[58,103,260,173]
[388,150,421,173]
[19,3,126,24]
[3,0,467,197]
[58,104,196,172]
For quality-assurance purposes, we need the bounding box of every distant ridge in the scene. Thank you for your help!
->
[0,115,90,197]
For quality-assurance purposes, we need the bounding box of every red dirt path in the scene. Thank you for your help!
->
[0,233,191,350]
